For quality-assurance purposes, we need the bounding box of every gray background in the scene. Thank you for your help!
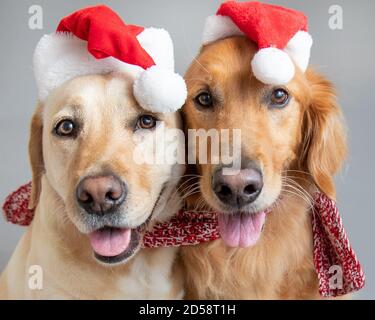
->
[0,0,374,298]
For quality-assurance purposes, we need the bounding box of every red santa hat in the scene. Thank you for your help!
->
[33,5,187,113]
[202,1,313,85]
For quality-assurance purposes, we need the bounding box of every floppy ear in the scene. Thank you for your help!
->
[299,70,347,199]
[28,103,44,210]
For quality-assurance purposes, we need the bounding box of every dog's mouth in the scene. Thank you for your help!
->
[86,184,167,264]
[218,211,266,248]
[88,227,141,264]
[216,200,278,248]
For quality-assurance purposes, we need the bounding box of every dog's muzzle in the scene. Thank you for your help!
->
[75,174,141,264]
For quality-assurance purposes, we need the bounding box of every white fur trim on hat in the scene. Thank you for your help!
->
[251,47,295,85]
[133,65,187,113]
[284,31,313,72]
[33,28,186,113]
[202,15,243,44]
[33,33,143,101]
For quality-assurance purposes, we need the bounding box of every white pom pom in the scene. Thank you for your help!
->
[284,31,313,72]
[133,65,187,113]
[251,47,295,85]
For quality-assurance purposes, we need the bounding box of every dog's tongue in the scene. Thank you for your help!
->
[88,228,131,257]
[218,212,266,248]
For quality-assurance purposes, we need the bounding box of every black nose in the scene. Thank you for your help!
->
[76,175,126,215]
[212,166,263,208]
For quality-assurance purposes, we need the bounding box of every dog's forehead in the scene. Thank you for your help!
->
[40,73,179,129]
[200,37,257,73]
[185,37,261,93]
[67,74,135,106]
[42,74,140,117]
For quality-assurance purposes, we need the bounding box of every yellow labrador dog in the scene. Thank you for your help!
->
[0,74,184,299]
[0,5,188,299]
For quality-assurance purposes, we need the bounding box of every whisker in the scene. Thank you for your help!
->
[280,184,313,210]
[282,169,312,177]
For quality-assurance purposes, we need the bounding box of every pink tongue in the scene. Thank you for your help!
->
[218,212,266,248]
[88,228,131,257]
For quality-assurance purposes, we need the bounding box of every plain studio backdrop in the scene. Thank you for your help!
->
[0,0,374,298]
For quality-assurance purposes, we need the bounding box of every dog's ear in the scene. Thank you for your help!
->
[28,103,44,210]
[299,70,347,199]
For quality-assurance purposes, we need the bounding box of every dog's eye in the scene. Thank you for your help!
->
[270,88,289,107]
[137,115,157,130]
[195,92,213,108]
[55,120,76,137]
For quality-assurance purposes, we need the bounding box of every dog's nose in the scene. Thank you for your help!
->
[213,166,263,208]
[76,175,126,214]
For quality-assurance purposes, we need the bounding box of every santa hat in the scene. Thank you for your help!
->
[202,1,313,85]
[33,5,187,113]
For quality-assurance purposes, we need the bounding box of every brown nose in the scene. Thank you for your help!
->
[213,166,263,208]
[76,175,126,214]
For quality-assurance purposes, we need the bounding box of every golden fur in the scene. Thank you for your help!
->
[0,74,184,299]
[180,36,347,299]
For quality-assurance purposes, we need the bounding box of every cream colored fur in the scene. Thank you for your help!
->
[0,74,184,299]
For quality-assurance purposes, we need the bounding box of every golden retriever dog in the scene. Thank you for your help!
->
[180,36,346,299]
[0,73,184,299]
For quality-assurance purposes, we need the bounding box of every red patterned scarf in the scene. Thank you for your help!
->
[3,182,365,297]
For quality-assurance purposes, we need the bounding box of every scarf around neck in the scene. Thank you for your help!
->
[3,182,365,297]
